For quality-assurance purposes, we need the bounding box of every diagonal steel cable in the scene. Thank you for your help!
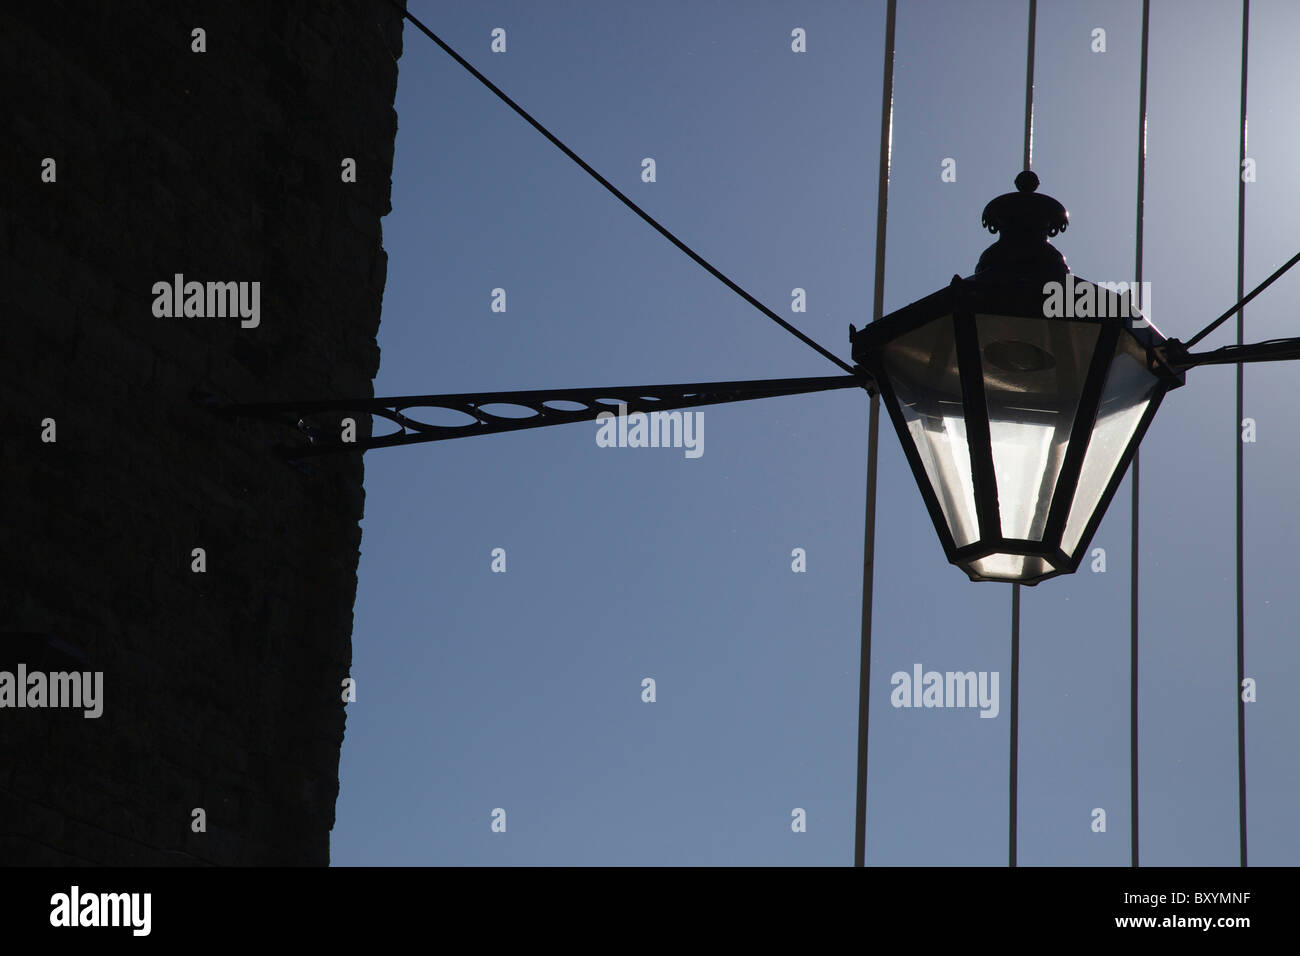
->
[386,0,857,375]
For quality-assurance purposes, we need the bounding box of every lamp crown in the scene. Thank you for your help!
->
[975,170,1070,283]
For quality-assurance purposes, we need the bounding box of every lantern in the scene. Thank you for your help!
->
[851,172,1185,583]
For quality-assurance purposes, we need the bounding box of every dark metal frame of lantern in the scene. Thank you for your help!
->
[851,172,1186,585]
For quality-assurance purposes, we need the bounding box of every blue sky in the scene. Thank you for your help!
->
[331,0,1300,865]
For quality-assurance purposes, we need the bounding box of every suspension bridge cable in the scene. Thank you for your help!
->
[1234,0,1250,869]
[1131,0,1150,870]
[1009,0,1037,869]
[854,0,897,869]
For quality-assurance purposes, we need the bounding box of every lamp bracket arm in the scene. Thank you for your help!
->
[193,372,872,458]
[1160,335,1300,370]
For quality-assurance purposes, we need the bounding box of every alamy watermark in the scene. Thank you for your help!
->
[0,664,103,718]
[595,403,703,459]
[50,886,150,936]
[890,663,999,718]
[151,273,260,328]
[1042,274,1152,325]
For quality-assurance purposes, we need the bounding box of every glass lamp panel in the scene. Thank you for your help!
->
[1060,333,1161,556]
[879,316,980,547]
[976,314,1101,542]
[968,553,1052,581]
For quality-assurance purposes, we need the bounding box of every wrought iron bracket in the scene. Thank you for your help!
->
[1159,335,1300,371]
[197,373,871,458]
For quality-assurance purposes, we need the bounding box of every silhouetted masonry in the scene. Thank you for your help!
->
[1,1,405,864]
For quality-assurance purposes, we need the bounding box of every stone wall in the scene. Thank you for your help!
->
[0,0,404,864]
